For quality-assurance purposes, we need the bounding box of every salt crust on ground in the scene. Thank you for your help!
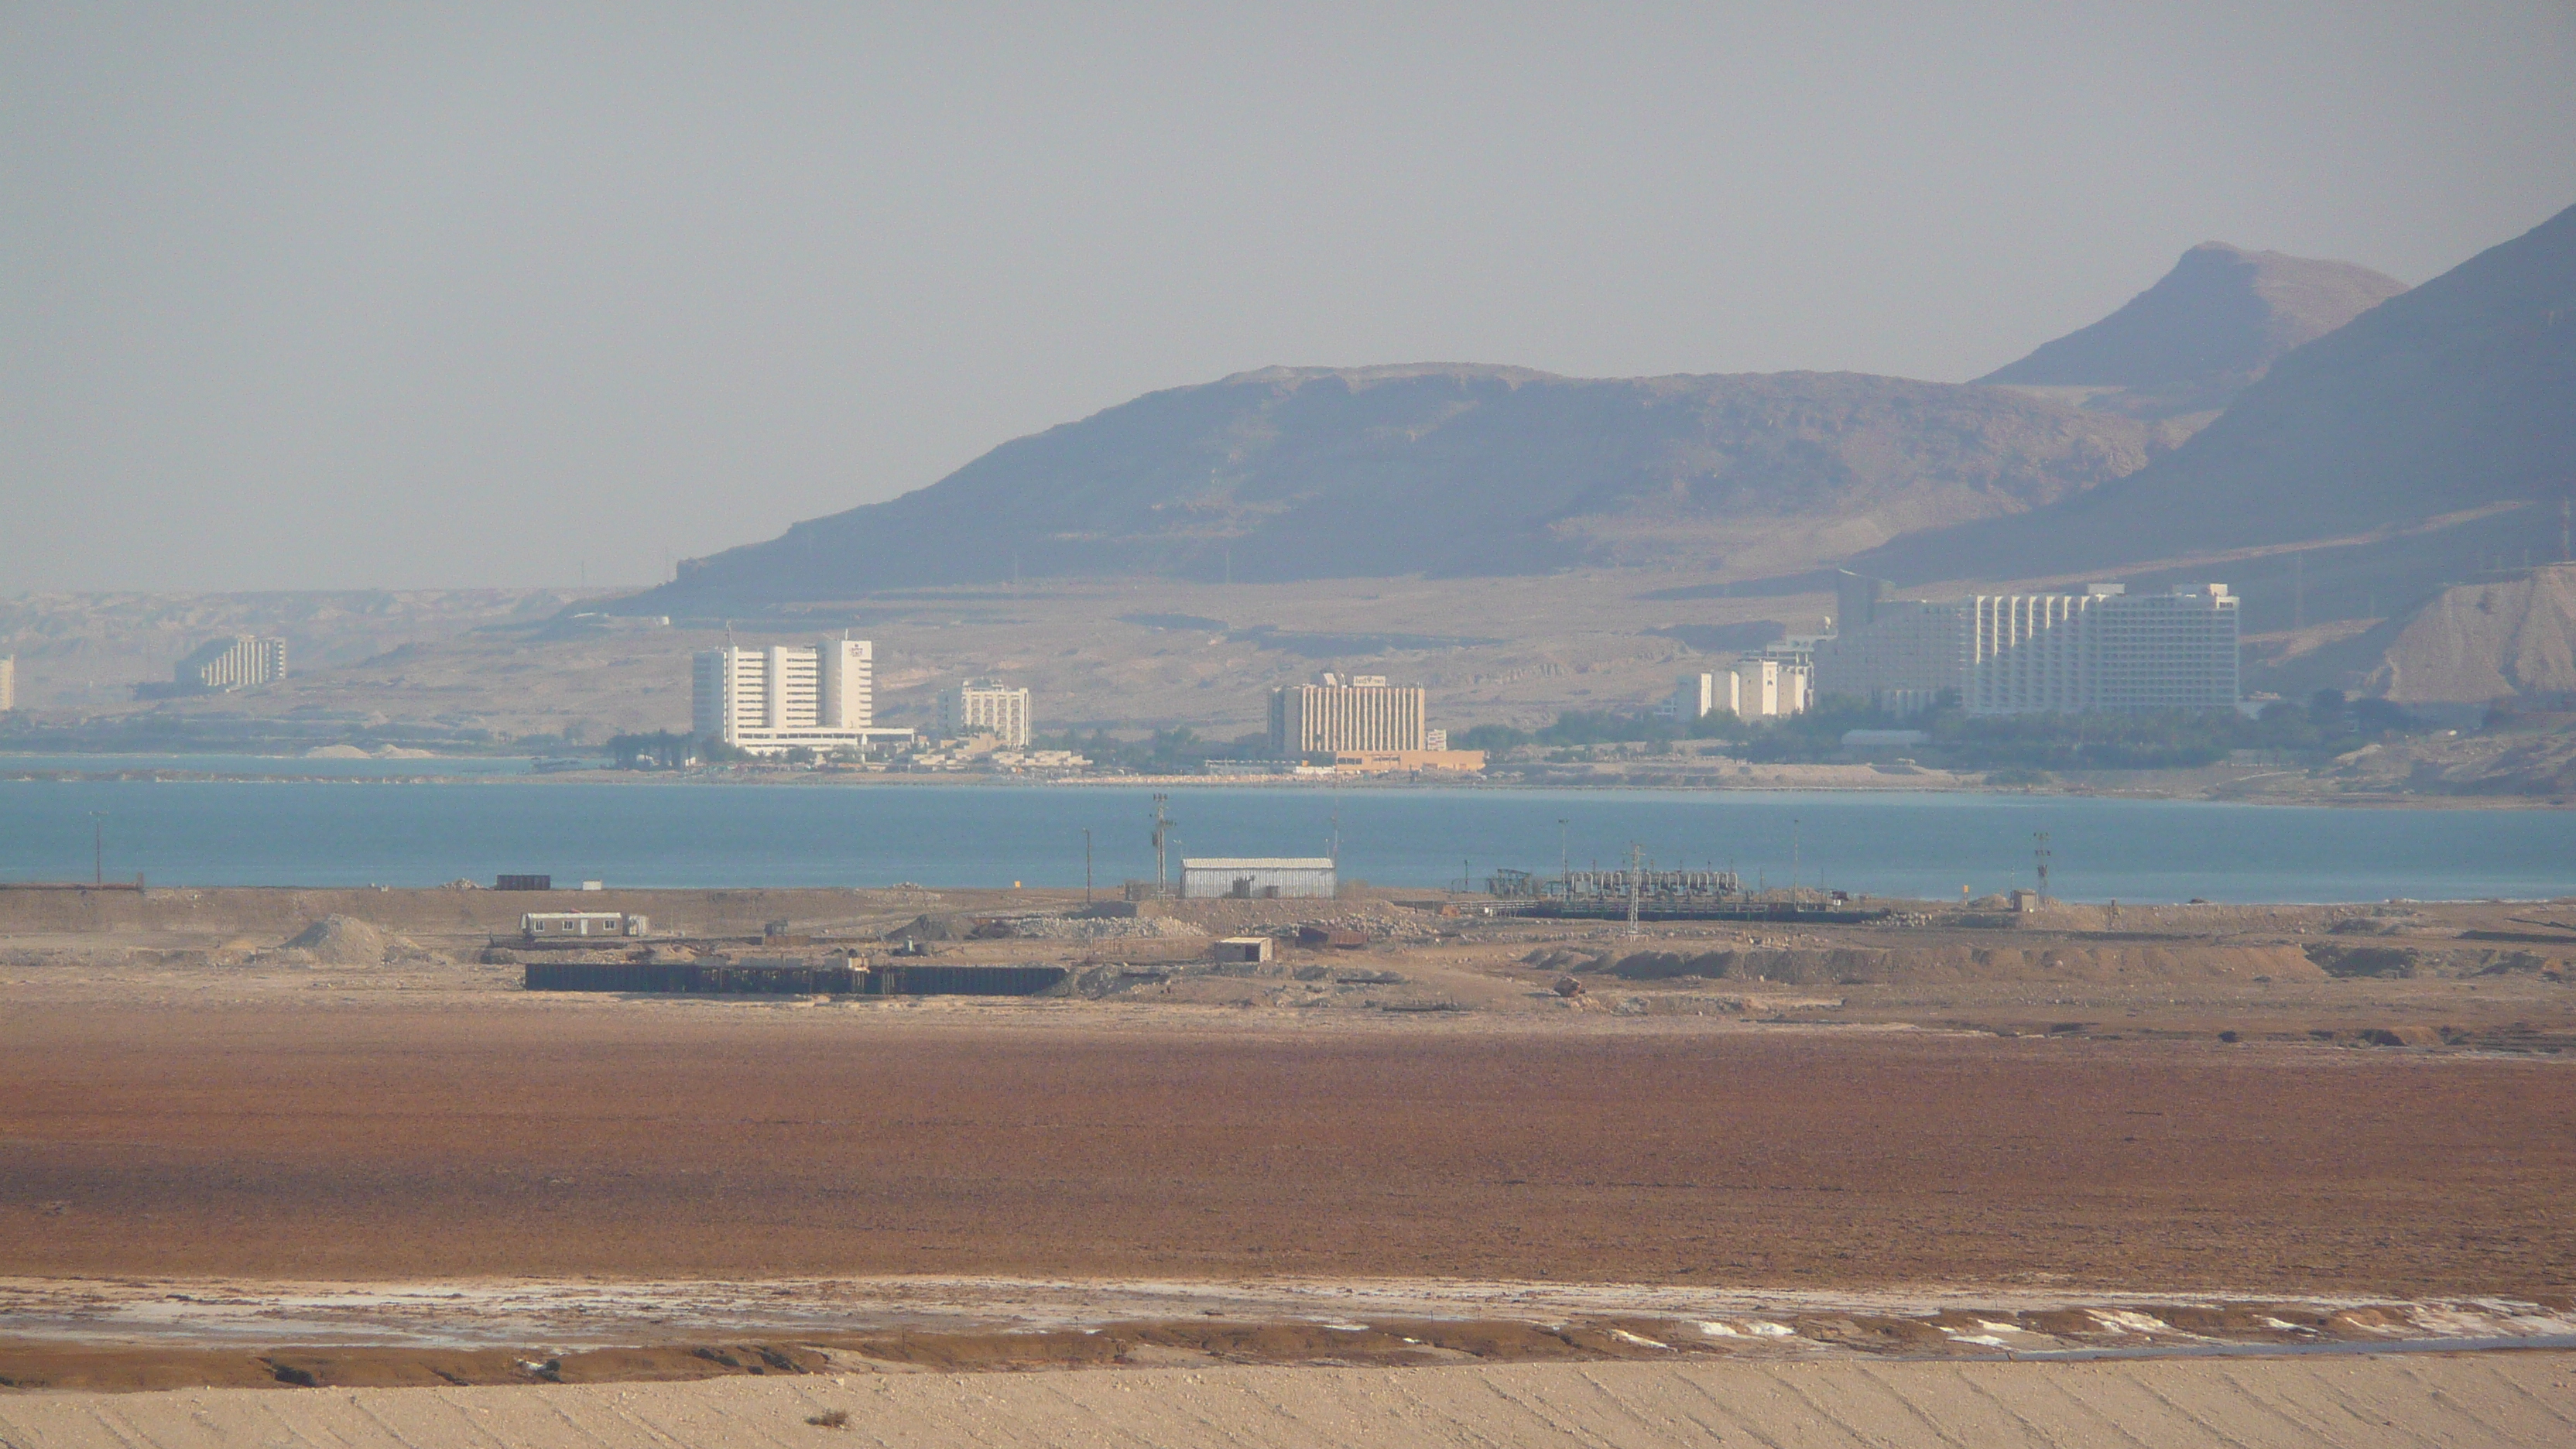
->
[3,1354,2571,1448]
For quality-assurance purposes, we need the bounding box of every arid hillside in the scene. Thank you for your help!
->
[629,365,2156,605]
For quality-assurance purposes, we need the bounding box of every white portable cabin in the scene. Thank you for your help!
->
[521,911,650,938]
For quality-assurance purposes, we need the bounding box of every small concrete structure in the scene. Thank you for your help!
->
[1212,937,1275,963]
[1181,858,1338,900]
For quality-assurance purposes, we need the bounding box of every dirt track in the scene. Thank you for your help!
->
[6,998,2572,1296]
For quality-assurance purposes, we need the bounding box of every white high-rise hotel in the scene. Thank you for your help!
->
[1815,581,2239,714]
[692,639,913,755]
[176,635,287,691]
[937,679,1032,746]
[1269,674,1427,754]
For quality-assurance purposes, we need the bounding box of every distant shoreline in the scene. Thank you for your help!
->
[0,760,2562,810]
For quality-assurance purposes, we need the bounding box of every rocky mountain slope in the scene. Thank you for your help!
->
[1979,242,2406,422]
[2365,564,2576,704]
[1855,202,2576,613]
[628,366,2154,606]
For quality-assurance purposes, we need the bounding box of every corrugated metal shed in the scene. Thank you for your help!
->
[1180,857,1338,899]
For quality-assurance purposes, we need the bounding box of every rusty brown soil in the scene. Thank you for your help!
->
[5,1001,2571,1297]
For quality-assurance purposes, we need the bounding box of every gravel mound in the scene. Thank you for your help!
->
[280,916,402,967]
[886,913,972,942]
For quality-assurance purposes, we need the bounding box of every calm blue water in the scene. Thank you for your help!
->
[1,779,2570,902]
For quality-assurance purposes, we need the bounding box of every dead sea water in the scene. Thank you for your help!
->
[3,776,2572,902]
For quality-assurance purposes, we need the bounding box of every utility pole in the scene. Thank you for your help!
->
[1083,828,1093,906]
[1328,807,1340,865]
[1626,843,1643,937]
[1558,819,1570,897]
[91,811,105,886]
[1151,794,1170,899]
[2034,831,2052,906]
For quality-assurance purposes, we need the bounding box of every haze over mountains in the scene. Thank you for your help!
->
[632,204,2572,654]
[15,209,2568,731]
[1858,202,2576,629]
[1977,242,2406,424]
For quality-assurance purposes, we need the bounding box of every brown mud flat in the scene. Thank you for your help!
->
[5,1002,2574,1296]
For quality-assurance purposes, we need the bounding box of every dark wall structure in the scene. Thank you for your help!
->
[525,961,1066,996]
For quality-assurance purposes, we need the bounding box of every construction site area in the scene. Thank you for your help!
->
[2,879,2572,1440]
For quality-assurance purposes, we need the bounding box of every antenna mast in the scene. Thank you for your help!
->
[1152,794,1171,899]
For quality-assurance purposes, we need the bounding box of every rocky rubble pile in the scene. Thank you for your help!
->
[998,915,1208,941]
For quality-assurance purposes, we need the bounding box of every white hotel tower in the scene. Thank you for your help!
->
[691,639,913,755]
[1815,582,2239,715]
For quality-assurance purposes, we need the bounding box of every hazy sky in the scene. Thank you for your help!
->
[7,3,2572,593]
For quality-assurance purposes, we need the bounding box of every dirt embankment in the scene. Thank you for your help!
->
[0,886,1014,943]
[2301,940,2569,979]
[1558,943,2325,987]
[5,1297,2571,1394]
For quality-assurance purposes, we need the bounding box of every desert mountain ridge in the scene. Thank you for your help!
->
[1855,200,2576,636]
[628,364,2159,605]
[1978,242,2406,423]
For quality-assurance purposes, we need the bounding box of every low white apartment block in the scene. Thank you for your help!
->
[1659,656,1814,721]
